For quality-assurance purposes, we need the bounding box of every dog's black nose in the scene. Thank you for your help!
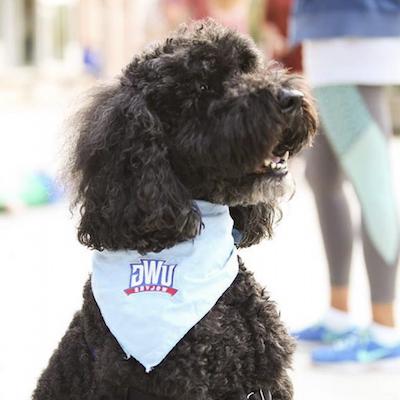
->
[278,88,304,113]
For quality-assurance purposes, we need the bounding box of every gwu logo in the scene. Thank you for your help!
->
[124,259,178,296]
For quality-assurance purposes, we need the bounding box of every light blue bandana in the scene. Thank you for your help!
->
[91,200,239,372]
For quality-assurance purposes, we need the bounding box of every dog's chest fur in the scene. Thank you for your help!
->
[81,257,294,400]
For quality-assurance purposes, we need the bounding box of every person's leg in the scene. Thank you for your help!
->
[293,133,356,343]
[306,86,400,363]
[358,86,400,328]
[305,132,353,314]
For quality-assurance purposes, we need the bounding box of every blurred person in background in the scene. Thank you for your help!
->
[160,0,193,30]
[162,0,257,34]
[199,0,253,33]
[290,0,400,364]
[264,0,301,73]
[161,0,296,59]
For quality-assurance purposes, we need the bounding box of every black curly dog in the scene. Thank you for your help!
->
[33,20,317,400]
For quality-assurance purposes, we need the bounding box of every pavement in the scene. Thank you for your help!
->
[0,90,399,400]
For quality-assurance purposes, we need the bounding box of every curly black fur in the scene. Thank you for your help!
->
[34,20,317,400]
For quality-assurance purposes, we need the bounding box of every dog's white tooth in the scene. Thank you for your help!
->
[283,151,289,161]
[276,164,282,169]
[263,159,270,167]
[270,162,277,169]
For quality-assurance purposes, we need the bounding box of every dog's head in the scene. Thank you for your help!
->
[68,20,317,253]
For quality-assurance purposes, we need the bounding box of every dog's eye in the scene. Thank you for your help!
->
[200,84,208,91]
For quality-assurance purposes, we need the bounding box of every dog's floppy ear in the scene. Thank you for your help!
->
[229,204,280,248]
[68,82,201,253]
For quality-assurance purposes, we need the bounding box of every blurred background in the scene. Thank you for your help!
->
[0,1,399,399]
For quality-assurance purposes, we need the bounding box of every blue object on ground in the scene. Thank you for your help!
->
[312,331,400,364]
[20,171,63,206]
[293,323,357,344]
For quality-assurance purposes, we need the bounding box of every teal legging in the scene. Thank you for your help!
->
[305,86,399,303]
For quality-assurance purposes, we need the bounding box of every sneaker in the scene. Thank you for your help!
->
[292,323,356,344]
[312,330,400,364]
